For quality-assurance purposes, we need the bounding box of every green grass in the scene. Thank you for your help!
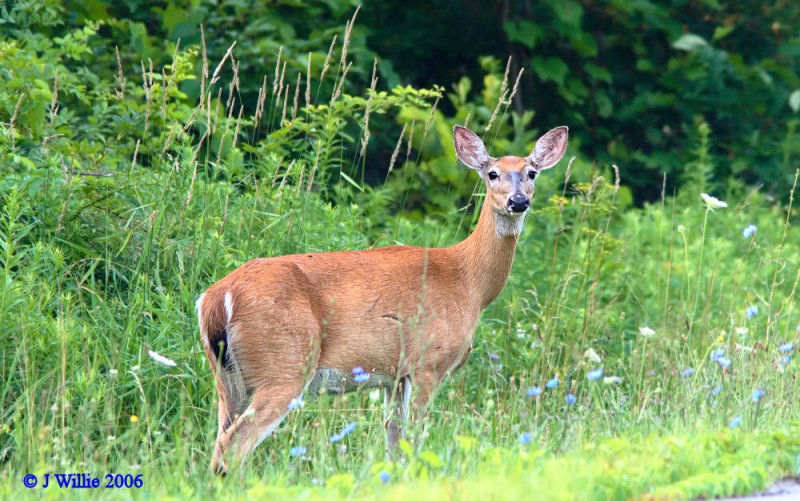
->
[3,19,800,500]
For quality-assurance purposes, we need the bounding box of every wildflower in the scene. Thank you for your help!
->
[735,327,748,335]
[779,342,794,353]
[639,326,656,338]
[109,369,118,376]
[677,224,686,233]
[288,396,304,410]
[546,377,559,389]
[742,224,757,238]
[745,305,758,319]
[107,435,116,441]
[728,416,742,428]
[587,368,603,381]
[519,432,533,445]
[130,415,139,423]
[711,385,723,396]
[584,348,602,364]
[680,368,695,378]
[354,373,371,383]
[603,376,622,385]
[379,471,391,484]
[716,357,731,369]
[526,386,543,397]
[330,421,357,443]
[290,446,307,457]
[751,388,765,403]
[565,394,577,405]
[489,353,500,361]
[781,355,791,365]
[147,349,177,367]
[352,366,364,375]
[701,193,728,209]
[709,349,726,362]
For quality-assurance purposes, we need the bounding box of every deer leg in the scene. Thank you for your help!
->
[211,384,301,474]
[405,370,439,450]
[384,376,412,456]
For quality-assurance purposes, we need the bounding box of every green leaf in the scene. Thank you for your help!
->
[419,450,444,468]
[504,20,544,49]
[532,56,569,86]
[339,171,364,192]
[789,90,800,114]
[672,33,709,52]
[712,25,735,42]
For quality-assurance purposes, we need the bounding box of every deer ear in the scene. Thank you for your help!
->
[453,126,493,172]
[528,126,569,170]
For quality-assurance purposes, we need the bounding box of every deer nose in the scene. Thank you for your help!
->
[507,194,530,213]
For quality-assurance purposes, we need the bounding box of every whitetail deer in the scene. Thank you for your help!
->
[197,124,568,473]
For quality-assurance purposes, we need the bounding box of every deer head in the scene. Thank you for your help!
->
[453,125,569,236]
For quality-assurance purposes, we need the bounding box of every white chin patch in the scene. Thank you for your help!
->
[494,211,526,238]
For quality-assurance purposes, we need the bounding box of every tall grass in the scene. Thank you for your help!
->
[1,15,800,500]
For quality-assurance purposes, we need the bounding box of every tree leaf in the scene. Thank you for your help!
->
[532,56,569,86]
[789,90,800,114]
[672,33,709,52]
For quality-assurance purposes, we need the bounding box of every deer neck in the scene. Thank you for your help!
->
[456,199,523,310]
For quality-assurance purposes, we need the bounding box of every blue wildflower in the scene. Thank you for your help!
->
[781,355,791,365]
[709,349,726,362]
[711,385,723,396]
[728,416,742,428]
[751,388,765,403]
[546,377,559,389]
[352,366,364,375]
[742,224,757,238]
[716,356,731,369]
[745,305,758,319]
[330,421,357,443]
[565,394,577,404]
[519,432,533,445]
[354,373,371,383]
[288,396,304,410]
[489,353,500,361]
[526,386,543,397]
[587,368,603,381]
[681,368,695,378]
[379,471,391,484]
[779,342,794,353]
[290,446,307,457]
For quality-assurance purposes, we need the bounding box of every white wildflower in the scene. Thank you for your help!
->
[639,326,656,338]
[603,376,622,385]
[583,348,602,364]
[701,193,728,209]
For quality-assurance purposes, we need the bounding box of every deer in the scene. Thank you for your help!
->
[196,124,568,473]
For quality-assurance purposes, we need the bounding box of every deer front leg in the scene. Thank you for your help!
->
[405,369,440,450]
[384,376,412,456]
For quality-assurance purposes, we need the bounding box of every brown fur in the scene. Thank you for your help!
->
[197,125,568,472]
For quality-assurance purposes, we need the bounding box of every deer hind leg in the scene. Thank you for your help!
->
[212,382,305,473]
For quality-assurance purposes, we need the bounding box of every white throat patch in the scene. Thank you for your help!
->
[494,212,526,238]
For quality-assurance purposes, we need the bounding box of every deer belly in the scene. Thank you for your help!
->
[307,368,395,397]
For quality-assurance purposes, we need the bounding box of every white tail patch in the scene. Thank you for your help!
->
[224,292,234,324]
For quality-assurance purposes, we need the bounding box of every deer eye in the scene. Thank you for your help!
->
[528,170,537,180]
[487,171,499,181]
